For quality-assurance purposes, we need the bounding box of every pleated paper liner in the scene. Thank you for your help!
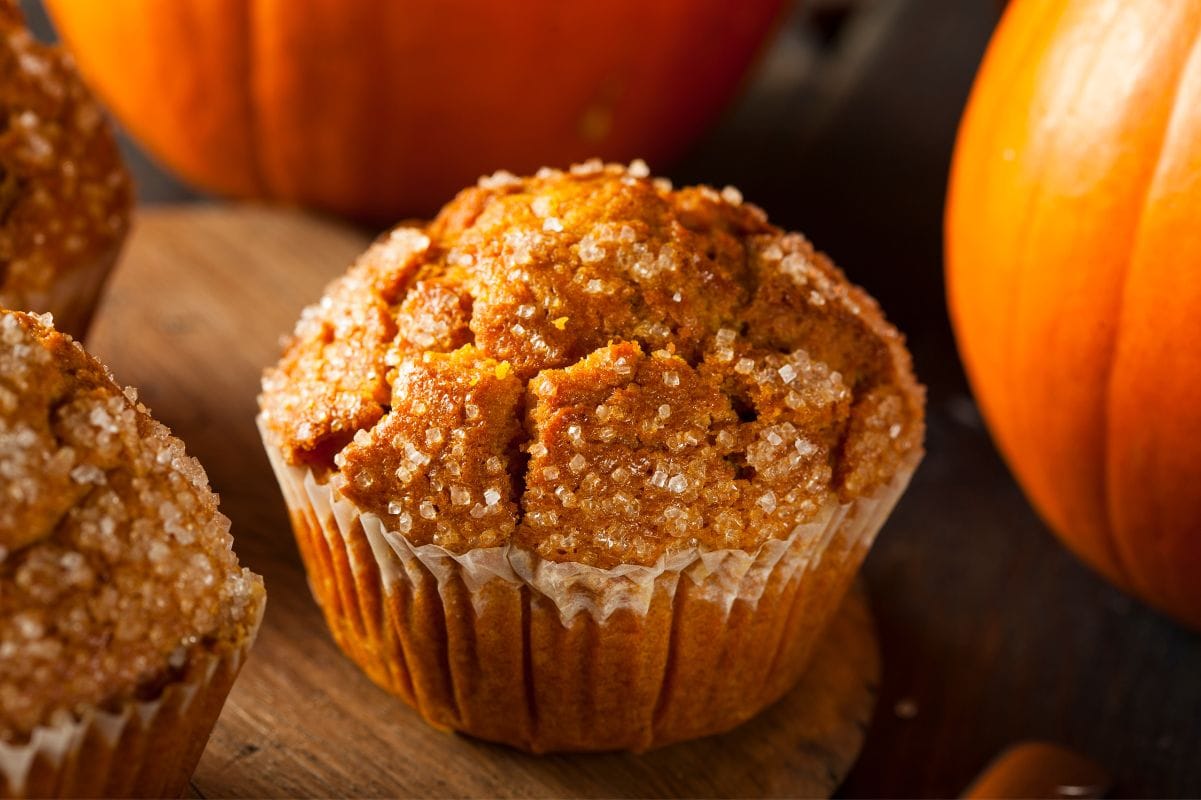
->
[10,241,124,342]
[261,417,916,752]
[0,593,264,799]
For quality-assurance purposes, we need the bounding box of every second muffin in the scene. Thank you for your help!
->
[259,161,924,752]
[0,311,265,797]
[0,1,132,339]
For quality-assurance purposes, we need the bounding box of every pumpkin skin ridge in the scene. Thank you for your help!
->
[1005,6,1130,588]
[947,0,1201,630]
[243,0,267,199]
[949,0,1133,589]
[1103,24,1201,625]
[1019,3,1201,596]
[1037,7,1201,596]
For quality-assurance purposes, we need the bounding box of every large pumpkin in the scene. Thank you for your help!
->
[947,0,1201,629]
[45,0,784,222]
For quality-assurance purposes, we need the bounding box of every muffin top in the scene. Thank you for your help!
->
[261,161,924,569]
[0,0,131,321]
[0,311,263,743]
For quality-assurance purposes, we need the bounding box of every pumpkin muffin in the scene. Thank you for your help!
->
[0,0,131,340]
[259,160,923,752]
[0,311,265,798]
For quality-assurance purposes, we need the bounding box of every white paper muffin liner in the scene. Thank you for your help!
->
[1,240,124,343]
[260,416,917,752]
[0,595,264,799]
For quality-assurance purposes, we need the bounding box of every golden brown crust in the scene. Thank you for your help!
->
[0,0,131,336]
[261,162,924,568]
[337,346,524,550]
[0,311,263,742]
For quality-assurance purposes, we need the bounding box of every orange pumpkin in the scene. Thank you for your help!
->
[45,0,784,222]
[947,0,1201,629]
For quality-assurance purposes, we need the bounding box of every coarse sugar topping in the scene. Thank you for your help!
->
[261,162,924,569]
[0,0,132,315]
[0,311,263,742]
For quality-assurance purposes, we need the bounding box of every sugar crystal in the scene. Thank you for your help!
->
[69,463,105,485]
[579,238,605,264]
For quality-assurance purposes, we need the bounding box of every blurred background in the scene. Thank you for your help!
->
[20,0,1200,795]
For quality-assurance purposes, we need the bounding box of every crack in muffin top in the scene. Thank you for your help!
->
[0,0,131,313]
[260,161,924,569]
[0,311,263,742]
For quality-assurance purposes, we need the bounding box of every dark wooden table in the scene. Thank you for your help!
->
[24,0,1200,796]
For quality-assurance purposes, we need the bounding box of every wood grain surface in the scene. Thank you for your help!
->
[85,205,881,799]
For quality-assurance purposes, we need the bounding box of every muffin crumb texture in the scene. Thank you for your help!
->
[261,161,924,569]
[0,311,262,743]
[0,0,131,315]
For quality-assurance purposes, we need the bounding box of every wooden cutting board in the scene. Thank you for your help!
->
[86,205,881,799]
